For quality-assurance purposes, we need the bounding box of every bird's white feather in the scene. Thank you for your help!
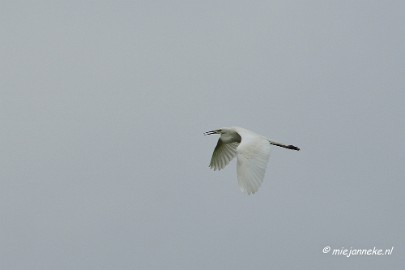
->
[235,129,271,194]
[209,141,239,171]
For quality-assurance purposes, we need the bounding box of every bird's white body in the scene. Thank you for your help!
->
[205,126,299,195]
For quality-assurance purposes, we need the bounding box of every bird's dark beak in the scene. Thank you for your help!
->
[204,129,220,136]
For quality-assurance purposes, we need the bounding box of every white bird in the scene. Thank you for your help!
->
[205,127,299,195]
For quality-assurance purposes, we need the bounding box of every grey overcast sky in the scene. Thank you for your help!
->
[1,1,404,269]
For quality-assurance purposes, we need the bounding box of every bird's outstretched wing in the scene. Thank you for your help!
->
[236,139,271,195]
[209,139,239,171]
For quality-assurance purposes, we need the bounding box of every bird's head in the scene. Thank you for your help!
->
[204,129,222,136]
[204,128,241,143]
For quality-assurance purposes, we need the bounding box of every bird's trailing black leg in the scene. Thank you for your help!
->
[269,141,300,151]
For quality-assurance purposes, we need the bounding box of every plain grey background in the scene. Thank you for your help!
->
[1,1,404,269]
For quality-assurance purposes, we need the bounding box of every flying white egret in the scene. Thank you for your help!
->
[205,127,300,195]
